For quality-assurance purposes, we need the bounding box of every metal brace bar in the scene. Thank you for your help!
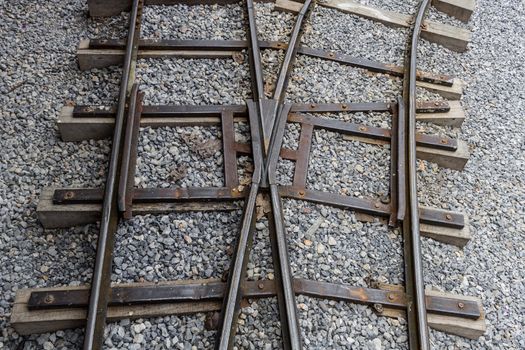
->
[221,110,240,188]
[27,278,481,320]
[118,84,143,219]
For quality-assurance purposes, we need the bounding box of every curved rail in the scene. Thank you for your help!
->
[402,0,432,349]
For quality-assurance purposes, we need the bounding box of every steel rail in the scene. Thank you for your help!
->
[216,1,313,349]
[213,2,268,347]
[402,1,432,349]
[253,2,314,349]
[214,103,263,349]
[83,0,143,349]
[245,0,269,144]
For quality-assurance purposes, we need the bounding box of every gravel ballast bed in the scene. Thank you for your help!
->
[1,1,524,349]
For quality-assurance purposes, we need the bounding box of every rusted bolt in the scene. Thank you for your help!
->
[328,52,335,58]
[373,303,384,313]
[258,282,265,290]
[341,104,348,110]
[458,302,465,309]
[446,214,453,220]
[64,191,75,200]
[359,126,367,132]
[387,293,395,301]
[44,294,55,304]
[298,190,305,196]
[441,139,448,144]
[310,103,316,109]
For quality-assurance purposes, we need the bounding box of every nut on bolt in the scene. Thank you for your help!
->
[258,282,265,290]
[458,302,465,309]
[387,293,395,301]
[64,191,75,200]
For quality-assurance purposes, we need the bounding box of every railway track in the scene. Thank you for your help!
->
[11,0,485,349]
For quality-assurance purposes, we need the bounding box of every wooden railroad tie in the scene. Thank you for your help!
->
[276,0,472,52]
[77,39,466,100]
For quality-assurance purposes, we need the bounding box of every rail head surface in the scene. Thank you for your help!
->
[402,0,433,349]
[82,1,144,349]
